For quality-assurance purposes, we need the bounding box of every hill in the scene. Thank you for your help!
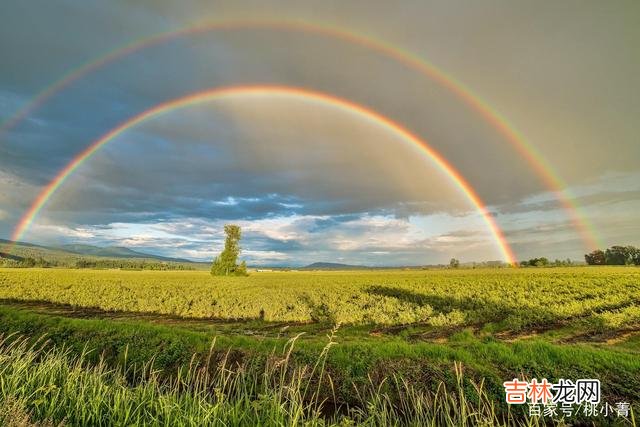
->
[0,239,202,269]
[301,262,370,270]
[58,244,190,263]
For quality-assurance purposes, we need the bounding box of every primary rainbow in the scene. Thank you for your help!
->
[10,85,517,264]
[0,19,600,251]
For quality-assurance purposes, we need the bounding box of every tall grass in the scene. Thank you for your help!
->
[0,333,630,426]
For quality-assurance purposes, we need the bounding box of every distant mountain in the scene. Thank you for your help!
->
[1,239,194,265]
[301,262,370,270]
[0,239,44,249]
[57,244,190,263]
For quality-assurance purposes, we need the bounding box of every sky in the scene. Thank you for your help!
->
[1,0,639,266]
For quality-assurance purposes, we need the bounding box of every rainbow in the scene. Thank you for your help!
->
[0,19,600,250]
[10,85,517,264]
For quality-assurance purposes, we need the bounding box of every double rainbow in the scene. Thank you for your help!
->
[9,85,517,264]
[3,19,599,261]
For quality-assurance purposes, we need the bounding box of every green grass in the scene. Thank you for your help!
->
[1,267,639,328]
[0,303,637,425]
[0,267,638,425]
[0,332,571,427]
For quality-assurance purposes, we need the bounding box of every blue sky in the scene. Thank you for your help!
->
[1,1,639,265]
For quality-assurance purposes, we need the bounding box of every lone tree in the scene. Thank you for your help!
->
[211,224,248,276]
[449,258,460,268]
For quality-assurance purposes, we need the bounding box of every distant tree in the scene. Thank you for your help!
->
[624,246,639,265]
[605,246,633,265]
[584,249,606,265]
[23,257,36,268]
[521,257,575,267]
[211,224,248,276]
[449,258,460,269]
[34,257,51,268]
[526,257,549,267]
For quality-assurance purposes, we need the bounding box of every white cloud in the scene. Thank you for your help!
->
[28,224,96,239]
[243,250,290,261]
[18,210,502,264]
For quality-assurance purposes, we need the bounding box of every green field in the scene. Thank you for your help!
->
[0,267,638,425]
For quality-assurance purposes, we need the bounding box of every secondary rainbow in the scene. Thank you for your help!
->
[10,85,517,264]
[0,19,600,250]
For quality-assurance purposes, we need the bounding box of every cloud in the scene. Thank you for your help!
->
[0,1,550,207]
[19,212,500,265]
[497,172,640,214]
[1,1,638,263]
[26,98,478,229]
[27,224,97,240]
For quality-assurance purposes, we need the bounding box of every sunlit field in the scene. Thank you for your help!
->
[1,267,639,328]
[0,267,638,425]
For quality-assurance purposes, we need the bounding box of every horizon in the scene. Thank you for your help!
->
[3,237,584,268]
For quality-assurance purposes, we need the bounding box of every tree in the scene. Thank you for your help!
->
[625,246,639,265]
[21,257,36,268]
[211,224,248,276]
[449,258,460,268]
[584,249,605,265]
[526,257,549,267]
[605,246,633,265]
[535,257,549,267]
[586,246,639,265]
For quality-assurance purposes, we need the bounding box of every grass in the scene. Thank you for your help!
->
[0,267,638,425]
[0,333,549,427]
[1,267,639,328]
[0,303,637,425]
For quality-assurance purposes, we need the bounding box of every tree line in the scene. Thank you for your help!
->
[584,245,640,265]
[0,256,54,268]
[518,257,575,267]
[74,259,195,270]
[0,256,195,270]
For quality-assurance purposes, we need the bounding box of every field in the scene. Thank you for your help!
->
[0,267,639,425]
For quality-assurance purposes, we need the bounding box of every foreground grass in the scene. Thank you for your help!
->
[0,305,638,425]
[0,334,545,427]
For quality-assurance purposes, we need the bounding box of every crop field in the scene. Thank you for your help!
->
[1,267,639,329]
[0,267,639,426]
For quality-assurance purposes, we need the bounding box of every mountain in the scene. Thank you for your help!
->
[301,262,370,270]
[1,239,196,266]
[1,239,78,263]
[57,244,190,263]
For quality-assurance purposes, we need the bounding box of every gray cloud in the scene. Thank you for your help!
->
[1,0,638,263]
